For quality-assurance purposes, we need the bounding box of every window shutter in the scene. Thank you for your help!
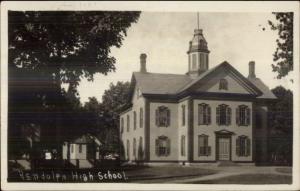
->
[198,105,202,125]
[198,136,201,156]
[207,106,211,124]
[204,136,208,147]
[166,109,170,127]
[246,138,251,156]
[155,139,159,156]
[155,109,159,127]
[227,107,231,125]
[246,108,251,125]
[166,139,171,156]
[208,146,211,156]
[216,106,220,125]
[236,138,240,156]
[236,107,240,126]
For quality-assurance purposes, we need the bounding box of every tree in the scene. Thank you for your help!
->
[8,11,140,158]
[99,82,131,153]
[268,86,293,165]
[270,86,293,135]
[268,12,293,79]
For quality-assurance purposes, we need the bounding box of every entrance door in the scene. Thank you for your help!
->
[218,138,230,160]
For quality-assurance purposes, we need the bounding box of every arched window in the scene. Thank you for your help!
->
[155,106,170,127]
[236,105,251,126]
[120,118,124,133]
[192,54,197,69]
[138,137,143,159]
[205,54,209,69]
[133,111,137,130]
[200,53,204,70]
[133,138,136,158]
[126,140,130,160]
[181,135,186,156]
[136,88,141,99]
[219,79,228,90]
[216,104,231,125]
[198,134,211,156]
[236,136,251,156]
[127,114,130,132]
[155,136,170,156]
[140,108,143,128]
[181,105,186,126]
[198,103,211,125]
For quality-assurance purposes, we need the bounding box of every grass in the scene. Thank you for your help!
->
[275,167,292,174]
[192,174,292,184]
[125,166,218,183]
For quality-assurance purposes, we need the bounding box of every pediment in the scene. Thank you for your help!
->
[195,71,251,94]
[186,62,262,96]
[215,129,235,135]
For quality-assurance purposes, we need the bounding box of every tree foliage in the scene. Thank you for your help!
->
[268,12,293,79]
[100,82,130,152]
[8,11,140,158]
[82,82,130,154]
[269,86,293,135]
[268,86,293,165]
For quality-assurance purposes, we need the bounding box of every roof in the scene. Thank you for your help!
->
[131,61,276,100]
[248,77,277,99]
[71,134,102,146]
[133,72,192,95]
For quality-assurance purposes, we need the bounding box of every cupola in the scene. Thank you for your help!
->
[187,29,210,78]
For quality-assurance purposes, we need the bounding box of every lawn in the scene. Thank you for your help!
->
[275,167,292,174]
[125,165,218,183]
[192,174,292,184]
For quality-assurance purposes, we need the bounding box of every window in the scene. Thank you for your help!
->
[236,136,251,156]
[205,54,209,69]
[198,135,211,156]
[181,135,186,156]
[155,136,170,156]
[200,53,204,69]
[79,144,82,153]
[133,138,136,158]
[133,111,137,130]
[192,54,197,69]
[182,105,186,126]
[138,137,143,159]
[155,106,170,127]
[236,105,251,126]
[198,103,211,125]
[120,118,124,133]
[136,88,141,99]
[217,104,231,125]
[219,79,228,90]
[126,140,130,160]
[127,114,130,132]
[71,144,74,153]
[140,108,143,128]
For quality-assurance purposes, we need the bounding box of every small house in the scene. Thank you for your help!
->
[62,134,102,168]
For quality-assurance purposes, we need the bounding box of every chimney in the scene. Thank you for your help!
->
[248,61,256,78]
[140,53,147,73]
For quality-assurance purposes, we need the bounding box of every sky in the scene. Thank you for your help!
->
[77,12,294,103]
